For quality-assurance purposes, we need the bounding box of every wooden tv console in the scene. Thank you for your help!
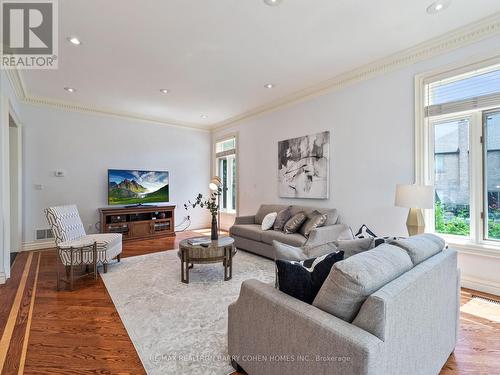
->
[99,205,175,241]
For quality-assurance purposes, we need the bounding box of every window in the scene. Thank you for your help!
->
[419,61,500,246]
[215,136,237,213]
[484,110,500,240]
[432,117,470,236]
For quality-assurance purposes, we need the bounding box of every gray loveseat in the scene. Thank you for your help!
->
[229,204,352,259]
[228,234,459,375]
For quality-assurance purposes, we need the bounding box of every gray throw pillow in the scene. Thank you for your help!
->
[273,206,292,231]
[313,244,413,322]
[333,238,375,258]
[273,240,338,261]
[284,212,307,234]
[300,210,328,237]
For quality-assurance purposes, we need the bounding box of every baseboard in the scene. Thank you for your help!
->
[461,275,500,297]
[0,271,6,284]
[22,240,55,251]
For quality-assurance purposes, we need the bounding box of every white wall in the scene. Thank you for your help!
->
[21,103,211,244]
[214,34,500,295]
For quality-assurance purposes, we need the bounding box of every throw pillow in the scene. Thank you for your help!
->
[333,238,375,258]
[273,240,338,261]
[283,212,307,234]
[300,210,328,237]
[276,251,344,304]
[273,206,293,231]
[354,224,377,239]
[261,212,278,231]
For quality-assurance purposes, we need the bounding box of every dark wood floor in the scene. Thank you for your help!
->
[1,233,499,375]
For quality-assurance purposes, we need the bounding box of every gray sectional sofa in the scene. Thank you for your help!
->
[229,204,353,259]
[228,234,459,375]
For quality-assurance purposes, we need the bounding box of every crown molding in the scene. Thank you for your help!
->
[211,12,500,132]
[23,96,210,132]
[4,68,27,101]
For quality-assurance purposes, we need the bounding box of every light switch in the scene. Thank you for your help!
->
[35,184,43,190]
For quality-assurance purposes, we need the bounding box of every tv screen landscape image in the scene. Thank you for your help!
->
[108,169,169,205]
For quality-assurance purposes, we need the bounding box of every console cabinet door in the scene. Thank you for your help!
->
[131,222,152,238]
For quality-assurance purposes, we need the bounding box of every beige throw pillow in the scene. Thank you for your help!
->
[261,212,278,231]
[283,212,307,234]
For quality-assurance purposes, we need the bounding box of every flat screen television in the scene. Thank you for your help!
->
[108,169,169,205]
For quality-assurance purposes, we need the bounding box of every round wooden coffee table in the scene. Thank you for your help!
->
[178,236,236,284]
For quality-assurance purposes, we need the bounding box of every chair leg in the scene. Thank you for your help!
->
[117,254,121,262]
[103,263,108,273]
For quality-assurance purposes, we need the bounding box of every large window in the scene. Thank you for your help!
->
[215,136,237,213]
[421,61,500,246]
[484,110,500,240]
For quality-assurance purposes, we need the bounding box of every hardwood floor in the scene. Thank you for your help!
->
[1,234,499,375]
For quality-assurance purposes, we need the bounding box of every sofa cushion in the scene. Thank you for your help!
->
[273,206,293,231]
[230,224,263,242]
[313,244,413,322]
[261,212,277,231]
[389,233,445,265]
[262,230,307,247]
[276,251,344,304]
[300,210,327,237]
[284,212,307,234]
[255,204,289,225]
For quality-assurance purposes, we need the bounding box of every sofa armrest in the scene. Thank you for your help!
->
[305,224,353,247]
[233,215,256,225]
[228,279,383,375]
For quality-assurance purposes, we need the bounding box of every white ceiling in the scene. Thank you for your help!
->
[20,0,500,129]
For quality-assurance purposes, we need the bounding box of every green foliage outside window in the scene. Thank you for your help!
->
[434,201,470,236]
[435,201,500,239]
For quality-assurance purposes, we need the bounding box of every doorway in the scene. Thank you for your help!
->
[9,114,22,266]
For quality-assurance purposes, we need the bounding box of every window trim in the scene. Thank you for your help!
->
[213,132,239,215]
[415,54,500,252]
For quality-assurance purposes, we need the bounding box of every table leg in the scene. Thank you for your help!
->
[181,249,189,284]
[56,250,60,291]
[229,246,233,280]
[93,242,98,281]
[69,247,75,291]
[224,247,232,281]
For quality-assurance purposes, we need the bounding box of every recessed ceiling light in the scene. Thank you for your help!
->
[160,89,169,94]
[426,0,451,14]
[264,0,283,6]
[64,87,76,93]
[67,36,81,45]
[264,83,275,89]
[201,115,208,119]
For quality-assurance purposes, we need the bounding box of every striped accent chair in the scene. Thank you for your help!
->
[45,205,122,273]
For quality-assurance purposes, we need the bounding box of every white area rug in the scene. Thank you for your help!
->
[101,249,274,375]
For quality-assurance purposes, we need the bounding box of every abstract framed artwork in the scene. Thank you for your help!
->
[278,131,330,199]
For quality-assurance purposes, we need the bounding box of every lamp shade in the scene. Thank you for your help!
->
[395,184,434,209]
[209,176,222,191]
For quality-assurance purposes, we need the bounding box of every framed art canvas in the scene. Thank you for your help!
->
[278,131,329,199]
